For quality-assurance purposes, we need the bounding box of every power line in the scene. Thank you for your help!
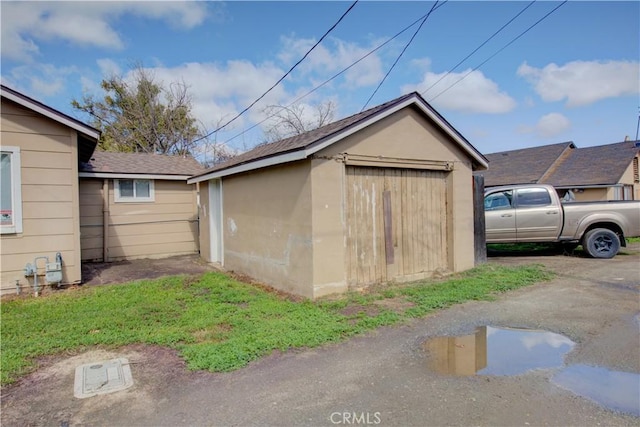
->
[421,0,536,98]
[361,1,444,111]
[221,6,447,147]
[193,0,359,144]
[427,0,568,103]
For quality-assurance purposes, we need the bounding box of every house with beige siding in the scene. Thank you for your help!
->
[189,92,488,299]
[1,85,99,294]
[1,85,203,295]
[79,151,203,262]
[478,141,640,201]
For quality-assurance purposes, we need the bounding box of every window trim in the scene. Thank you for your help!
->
[0,146,23,234]
[114,179,155,203]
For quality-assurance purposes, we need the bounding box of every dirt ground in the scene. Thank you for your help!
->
[2,245,639,426]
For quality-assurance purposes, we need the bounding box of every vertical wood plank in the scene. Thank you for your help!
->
[383,190,394,265]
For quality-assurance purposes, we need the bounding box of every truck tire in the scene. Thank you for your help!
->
[582,228,620,259]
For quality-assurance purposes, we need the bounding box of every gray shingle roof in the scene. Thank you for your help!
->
[192,91,487,180]
[543,140,640,187]
[479,142,576,187]
[80,151,204,176]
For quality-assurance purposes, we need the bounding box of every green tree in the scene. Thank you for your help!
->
[72,66,201,155]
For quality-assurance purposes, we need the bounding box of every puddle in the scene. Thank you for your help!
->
[423,326,575,376]
[552,364,640,417]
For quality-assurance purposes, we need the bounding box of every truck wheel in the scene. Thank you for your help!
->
[582,228,620,258]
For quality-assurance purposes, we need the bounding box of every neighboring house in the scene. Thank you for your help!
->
[1,85,99,294]
[0,85,203,295]
[79,151,203,262]
[479,140,640,201]
[189,92,488,299]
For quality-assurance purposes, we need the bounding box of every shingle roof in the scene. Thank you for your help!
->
[543,140,640,187]
[191,91,487,181]
[80,151,204,176]
[479,142,576,187]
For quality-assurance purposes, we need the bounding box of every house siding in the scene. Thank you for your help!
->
[79,178,199,262]
[0,99,82,294]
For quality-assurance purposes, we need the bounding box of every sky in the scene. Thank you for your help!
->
[1,0,639,162]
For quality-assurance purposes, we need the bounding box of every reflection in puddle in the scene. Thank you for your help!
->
[552,364,640,417]
[423,326,575,376]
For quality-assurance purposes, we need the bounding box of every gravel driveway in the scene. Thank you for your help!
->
[2,244,639,426]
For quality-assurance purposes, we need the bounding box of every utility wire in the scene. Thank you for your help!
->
[421,0,536,97]
[221,4,447,146]
[193,0,359,144]
[427,0,568,103]
[361,1,443,111]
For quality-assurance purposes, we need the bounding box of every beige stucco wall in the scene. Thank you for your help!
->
[222,161,314,297]
[79,178,199,262]
[310,106,475,298]
[0,99,82,294]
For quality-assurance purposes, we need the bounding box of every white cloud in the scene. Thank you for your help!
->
[517,60,640,107]
[278,36,384,88]
[518,112,571,138]
[403,68,517,114]
[97,59,122,77]
[3,63,78,98]
[1,2,209,62]
[536,113,571,137]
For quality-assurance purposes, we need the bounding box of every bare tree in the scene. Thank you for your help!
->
[261,100,336,143]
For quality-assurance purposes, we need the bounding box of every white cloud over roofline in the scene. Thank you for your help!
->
[518,60,640,107]
[403,68,517,114]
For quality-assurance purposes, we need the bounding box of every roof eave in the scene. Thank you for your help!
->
[188,93,488,183]
[79,172,194,181]
[1,85,100,140]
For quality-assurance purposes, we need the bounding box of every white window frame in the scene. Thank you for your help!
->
[114,179,155,203]
[0,146,23,234]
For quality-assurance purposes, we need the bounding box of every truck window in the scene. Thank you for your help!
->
[484,190,513,211]
[516,188,552,207]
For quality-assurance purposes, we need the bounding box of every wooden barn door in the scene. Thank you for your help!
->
[345,166,448,287]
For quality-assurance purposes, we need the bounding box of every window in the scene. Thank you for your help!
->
[633,157,639,183]
[484,190,513,211]
[516,187,552,207]
[1,147,23,234]
[115,179,154,202]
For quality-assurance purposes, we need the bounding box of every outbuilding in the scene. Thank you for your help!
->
[189,92,488,299]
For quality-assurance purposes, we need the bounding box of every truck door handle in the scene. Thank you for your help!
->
[546,211,558,215]
[501,214,512,217]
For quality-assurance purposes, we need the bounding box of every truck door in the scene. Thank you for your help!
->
[514,187,562,241]
[484,189,516,242]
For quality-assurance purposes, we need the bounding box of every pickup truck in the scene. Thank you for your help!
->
[484,184,640,258]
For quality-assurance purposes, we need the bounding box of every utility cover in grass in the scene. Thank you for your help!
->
[74,358,133,399]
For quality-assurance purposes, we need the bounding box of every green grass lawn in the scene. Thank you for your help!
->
[1,264,553,385]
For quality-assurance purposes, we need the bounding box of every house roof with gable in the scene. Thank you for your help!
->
[1,84,100,163]
[189,92,488,183]
[79,151,204,180]
[479,142,576,187]
[478,140,640,188]
[543,140,640,187]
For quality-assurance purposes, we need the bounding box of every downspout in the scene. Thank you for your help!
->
[103,179,109,262]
